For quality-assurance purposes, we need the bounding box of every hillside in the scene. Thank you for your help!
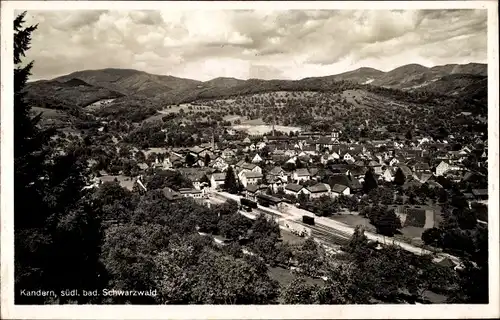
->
[25,62,487,128]
[54,68,202,97]
[203,77,247,89]
[302,67,384,85]
[25,78,124,109]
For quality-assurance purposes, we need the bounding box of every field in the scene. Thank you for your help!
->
[98,175,135,190]
[328,210,442,242]
[158,103,212,115]
[232,124,302,135]
[329,213,377,233]
[85,98,116,111]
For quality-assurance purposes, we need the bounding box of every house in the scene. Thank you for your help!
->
[382,168,395,182]
[435,160,460,176]
[243,137,252,144]
[163,187,183,201]
[269,177,286,193]
[331,184,350,197]
[414,162,431,174]
[308,167,320,180]
[221,148,236,159]
[284,183,305,197]
[246,184,261,200]
[251,153,263,163]
[304,183,331,199]
[367,160,383,175]
[237,163,262,182]
[240,171,263,188]
[184,171,208,190]
[178,188,203,199]
[398,165,413,178]
[256,193,285,210]
[210,173,226,190]
[413,172,433,184]
[347,177,363,194]
[343,152,354,162]
[188,146,209,159]
[210,156,229,172]
[346,166,366,181]
[268,166,288,183]
[292,168,311,182]
[316,136,336,151]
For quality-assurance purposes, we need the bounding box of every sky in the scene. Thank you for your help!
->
[20,9,488,81]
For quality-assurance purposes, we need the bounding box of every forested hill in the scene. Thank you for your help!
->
[27,62,487,105]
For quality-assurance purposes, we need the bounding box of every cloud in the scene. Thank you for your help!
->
[20,9,487,81]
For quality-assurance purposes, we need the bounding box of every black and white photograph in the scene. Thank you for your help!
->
[1,1,499,319]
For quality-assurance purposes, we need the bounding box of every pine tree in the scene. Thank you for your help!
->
[394,167,406,186]
[363,168,378,194]
[204,153,211,167]
[14,12,106,304]
[224,166,239,194]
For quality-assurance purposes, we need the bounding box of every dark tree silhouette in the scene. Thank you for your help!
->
[363,169,378,194]
[224,166,239,194]
[204,153,211,167]
[14,12,106,304]
[394,168,406,186]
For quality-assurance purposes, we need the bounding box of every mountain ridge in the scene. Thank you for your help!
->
[25,62,487,111]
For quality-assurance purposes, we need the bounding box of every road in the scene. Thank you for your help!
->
[212,191,461,265]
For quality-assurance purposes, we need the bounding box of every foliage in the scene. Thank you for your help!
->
[394,168,406,186]
[14,12,106,304]
[362,205,402,237]
[145,170,193,190]
[281,277,320,304]
[363,169,378,194]
[223,166,239,194]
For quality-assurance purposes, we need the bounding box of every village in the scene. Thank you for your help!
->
[87,124,489,259]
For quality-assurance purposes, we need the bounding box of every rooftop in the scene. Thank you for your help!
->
[285,183,304,192]
[331,184,349,193]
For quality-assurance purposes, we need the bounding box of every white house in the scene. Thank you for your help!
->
[211,156,229,172]
[304,183,331,199]
[178,188,203,199]
[343,152,353,162]
[257,141,267,150]
[237,163,262,181]
[331,184,350,197]
[382,168,394,182]
[210,173,226,190]
[240,171,263,188]
[435,161,450,176]
[268,166,288,183]
[284,183,305,197]
[292,168,311,183]
[251,153,263,163]
[436,160,461,176]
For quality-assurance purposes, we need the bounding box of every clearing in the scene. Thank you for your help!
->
[85,98,116,111]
